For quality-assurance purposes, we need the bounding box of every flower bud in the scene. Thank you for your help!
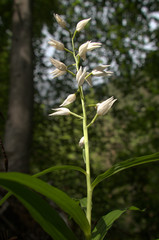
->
[49,108,70,116]
[76,18,91,32]
[76,67,87,86]
[60,94,76,107]
[50,58,67,71]
[48,39,64,51]
[78,41,102,60]
[54,14,66,28]
[96,96,117,116]
[79,136,85,148]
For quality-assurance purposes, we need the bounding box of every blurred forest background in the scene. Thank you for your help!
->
[0,0,159,239]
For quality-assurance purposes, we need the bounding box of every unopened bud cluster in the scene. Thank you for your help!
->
[49,14,117,147]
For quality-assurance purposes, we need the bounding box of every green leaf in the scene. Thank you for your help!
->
[92,152,159,190]
[0,172,91,239]
[0,179,77,240]
[33,165,86,178]
[0,165,86,206]
[91,207,142,240]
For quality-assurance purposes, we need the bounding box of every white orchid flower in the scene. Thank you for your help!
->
[50,58,67,71]
[78,41,102,60]
[54,14,66,28]
[76,67,87,86]
[49,108,70,116]
[76,18,91,32]
[48,39,64,51]
[60,94,76,107]
[78,41,90,60]
[92,65,113,77]
[96,96,117,116]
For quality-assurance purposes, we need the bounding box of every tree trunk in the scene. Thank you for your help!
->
[4,0,33,172]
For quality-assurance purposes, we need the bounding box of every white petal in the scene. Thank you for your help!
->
[97,97,117,115]
[78,41,90,60]
[87,42,102,51]
[60,94,76,107]
[76,18,91,32]
[85,72,93,87]
[49,107,70,116]
[51,69,66,78]
[78,67,87,86]
[79,136,85,148]
[93,65,110,71]
[48,39,64,50]
[50,58,67,71]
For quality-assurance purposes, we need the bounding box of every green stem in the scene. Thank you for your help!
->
[87,114,98,128]
[85,72,92,80]
[70,111,83,120]
[66,69,76,76]
[71,31,92,229]
[80,87,92,227]
[64,47,73,54]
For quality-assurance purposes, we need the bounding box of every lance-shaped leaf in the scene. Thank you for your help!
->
[0,172,91,239]
[0,165,86,208]
[91,206,142,240]
[34,165,86,178]
[92,152,159,190]
[0,179,77,240]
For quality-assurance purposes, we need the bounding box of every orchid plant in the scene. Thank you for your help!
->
[49,15,117,228]
[0,14,159,240]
